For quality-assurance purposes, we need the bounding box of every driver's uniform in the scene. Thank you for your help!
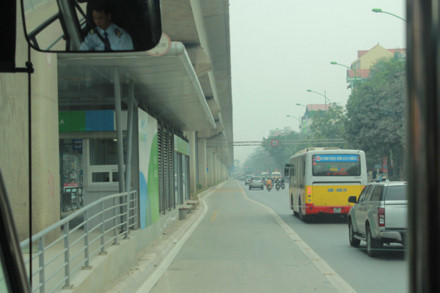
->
[80,23,133,51]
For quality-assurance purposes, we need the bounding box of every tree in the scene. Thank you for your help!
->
[242,148,280,175]
[261,131,309,170]
[309,105,346,141]
[344,56,406,180]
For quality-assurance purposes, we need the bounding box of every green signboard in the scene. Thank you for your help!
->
[174,135,190,156]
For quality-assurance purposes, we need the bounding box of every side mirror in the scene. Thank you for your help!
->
[284,164,294,177]
[22,0,162,52]
[348,196,358,203]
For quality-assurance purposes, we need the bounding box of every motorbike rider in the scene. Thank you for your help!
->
[266,177,273,189]
[274,177,284,189]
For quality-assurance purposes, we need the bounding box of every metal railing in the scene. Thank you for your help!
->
[20,190,138,293]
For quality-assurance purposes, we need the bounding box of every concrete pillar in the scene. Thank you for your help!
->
[207,149,214,186]
[219,157,224,181]
[197,138,207,188]
[0,7,60,241]
[213,151,218,185]
[184,131,197,195]
[32,52,60,241]
[0,12,30,241]
[216,159,221,183]
[221,164,227,181]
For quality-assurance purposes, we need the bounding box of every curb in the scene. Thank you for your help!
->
[108,186,218,292]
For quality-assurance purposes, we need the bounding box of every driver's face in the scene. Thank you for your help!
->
[92,10,111,30]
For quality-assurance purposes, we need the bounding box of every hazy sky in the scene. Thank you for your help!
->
[229,0,406,164]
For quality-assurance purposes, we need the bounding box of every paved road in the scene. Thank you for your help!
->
[145,180,407,293]
[148,180,344,293]
[242,180,408,293]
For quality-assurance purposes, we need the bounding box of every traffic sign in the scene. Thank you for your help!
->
[270,139,279,147]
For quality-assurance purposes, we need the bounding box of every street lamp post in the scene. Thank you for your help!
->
[286,114,301,133]
[331,61,357,87]
[295,104,308,136]
[372,8,406,22]
[306,89,328,110]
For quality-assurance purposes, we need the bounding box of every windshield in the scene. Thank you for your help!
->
[1,0,414,293]
[385,185,407,200]
[312,154,361,176]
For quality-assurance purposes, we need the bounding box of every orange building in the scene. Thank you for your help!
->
[347,44,406,88]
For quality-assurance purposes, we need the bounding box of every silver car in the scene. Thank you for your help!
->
[249,176,264,190]
[348,181,407,257]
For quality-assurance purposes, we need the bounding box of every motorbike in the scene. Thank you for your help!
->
[266,183,273,191]
[275,183,281,191]
[281,182,285,190]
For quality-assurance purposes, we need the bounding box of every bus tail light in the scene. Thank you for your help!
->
[378,207,385,227]
[307,187,312,202]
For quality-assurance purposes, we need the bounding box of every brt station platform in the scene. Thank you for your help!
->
[57,44,231,219]
[19,45,231,292]
[57,45,219,213]
[58,42,226,210]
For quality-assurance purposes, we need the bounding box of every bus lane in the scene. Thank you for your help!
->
[146,180,344,293]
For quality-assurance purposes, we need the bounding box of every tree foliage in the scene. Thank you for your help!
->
[250,107,347,173]
[309,105,346,140]
[241,131,308,175]
[242,56,406,180]
[261,131,309,170]
[344,56,406,179]
[241,148,280,175]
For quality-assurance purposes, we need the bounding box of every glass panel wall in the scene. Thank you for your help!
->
[88,139,125,186]
[182,155,190,201]
[59,139,84,213]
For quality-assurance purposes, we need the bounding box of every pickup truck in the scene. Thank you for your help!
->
[347,181,407,257]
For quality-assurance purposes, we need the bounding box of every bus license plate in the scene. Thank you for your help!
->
[333,208,341,213]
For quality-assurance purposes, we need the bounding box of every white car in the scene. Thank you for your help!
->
[249,176,264,190]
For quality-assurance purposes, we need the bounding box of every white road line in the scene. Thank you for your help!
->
[238,182,357,293]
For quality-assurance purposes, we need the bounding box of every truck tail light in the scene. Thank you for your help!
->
[378,207,385,227]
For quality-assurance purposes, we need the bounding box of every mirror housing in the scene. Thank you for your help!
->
[1,0,17,72]
[348,196,358,203]
[284,164,294,177]
[22,0,162,52]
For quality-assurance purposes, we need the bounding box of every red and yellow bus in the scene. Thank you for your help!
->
[285,148,367,221]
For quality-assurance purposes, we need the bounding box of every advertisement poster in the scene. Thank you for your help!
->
[138,109,159,229]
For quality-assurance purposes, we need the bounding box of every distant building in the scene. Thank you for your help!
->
[347,44,406,88]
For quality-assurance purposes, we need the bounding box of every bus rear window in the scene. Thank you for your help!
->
[312,154,361,176]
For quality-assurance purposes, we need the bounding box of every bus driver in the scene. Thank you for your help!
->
[79,1,134,51]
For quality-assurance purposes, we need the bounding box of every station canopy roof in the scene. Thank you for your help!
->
[57,42,216,132]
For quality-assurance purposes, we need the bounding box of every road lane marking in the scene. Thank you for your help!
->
[237,182,357,293]
[210,210,218,222]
